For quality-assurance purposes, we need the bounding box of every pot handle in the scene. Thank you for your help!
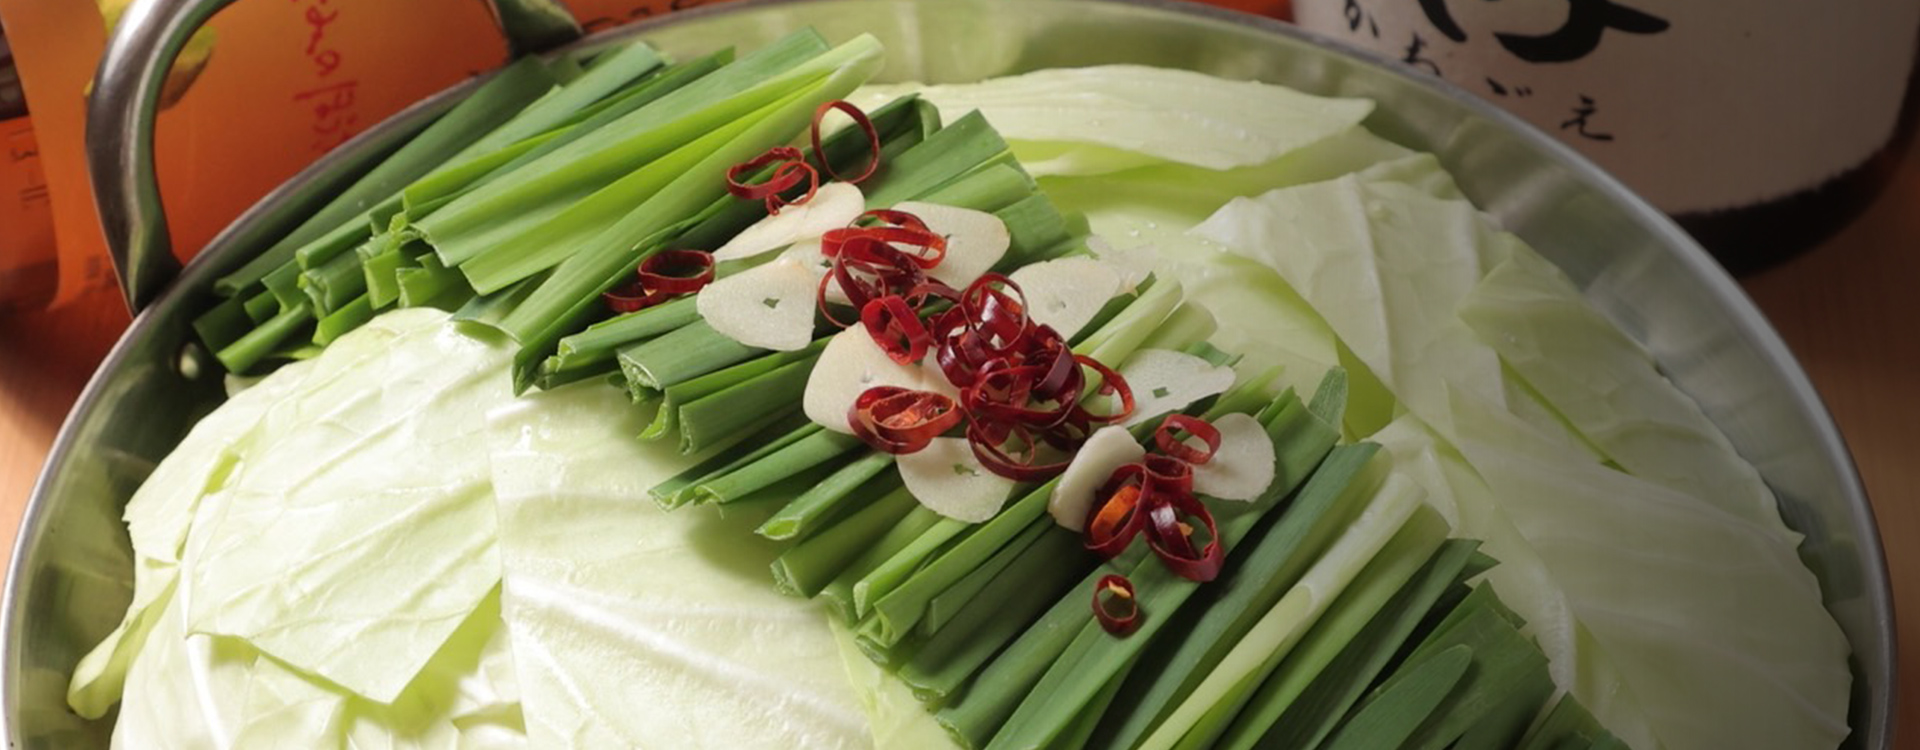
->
[86,0,238,314]
[85,0,582,314]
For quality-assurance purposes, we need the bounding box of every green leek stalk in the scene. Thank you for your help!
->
[1138,491,1442,750]
[918,520,1055,637]
[936,378,1347,748]
[491,41,885,391]
[216,302,315,373]
[816,505,947,623]
[682,429,864,507]
[313,296,374,346]
[215,55,569,296]
[538,296,702,390]
[757,451,897,541]
[672,349,825,455]
[1214,539,1486,750]
[650,416,819,506]
[1322,645,1474,750]
[896,526,1091,704]
[771,481,914,598]
[1340,584,1555,750]
[417,31,836,268]
[838,291,1215,654]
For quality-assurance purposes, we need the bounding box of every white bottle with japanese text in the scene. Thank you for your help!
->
[1292,0,1920,273]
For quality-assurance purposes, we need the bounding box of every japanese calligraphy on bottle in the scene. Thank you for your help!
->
[1295,0,1919,215]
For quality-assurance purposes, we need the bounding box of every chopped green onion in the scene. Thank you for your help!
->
[772,484,916,598]
[217,55,562,295]
[688,428,864,505]
[313,296,374,346]
[1217,539,1485,750]
[619,320,764,395]
[757,451,897,540]
[976,399,1353,750]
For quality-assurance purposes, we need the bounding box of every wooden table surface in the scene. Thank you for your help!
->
[3,146,1917,743]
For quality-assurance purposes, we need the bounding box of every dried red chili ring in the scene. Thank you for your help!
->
[1143,490,1224,582]
[1085,465,1151,558]
[636,250,717,295]
[861,295,933,365]
[1075,354,1136,425]
[1142,454,1196,495]
[823,224,948,268]
[849,387,962,454]
[960,274,1030,349]
[1154,414,1223,465]
[765,159,821,214]
[831,239,928,314]
[811,99,883,185]
[815,273,860,329]
[602,277,672,313]
[1027,334,1084,399]
[725,146,820,214]
[966,420,1073,481]
[726,146,807,199]
[1093,574,1142,636]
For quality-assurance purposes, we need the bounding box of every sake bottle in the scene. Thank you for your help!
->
[1292,0,1920,274]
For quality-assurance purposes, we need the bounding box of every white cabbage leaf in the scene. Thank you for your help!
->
[1186,172,1851,750]
[853,66,1373,174]
[69,357,319,718]
[828,619,961,750]
[1457,248,1800,543]
[105,311,526,747]
[484,382,875,748]
[184,309,515,703]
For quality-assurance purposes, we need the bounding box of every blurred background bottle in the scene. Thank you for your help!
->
[0,0,737,314]
[0,20,59,311]
[1292,0,1920,275]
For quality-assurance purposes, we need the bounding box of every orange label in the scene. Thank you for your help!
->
[0,115,56,298]
[0,0,508,307]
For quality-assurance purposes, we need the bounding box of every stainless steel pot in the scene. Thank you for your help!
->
[4,0,1894,747]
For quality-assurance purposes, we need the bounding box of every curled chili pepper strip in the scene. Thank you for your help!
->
[815,273,860,329]
[966,421,1073,481]
[1075,355,1136,425]
[637,250,717,295]
[725,146,820,215]
[1093,574,1141,636]
[822,211,949,269]
[811,100,882,185]
[1142,454,1196,495]
[1154,415,1222,466]
[861,295,932,365]
[833,236,929,309]
[1085,464,1151,558]
[765,160,821,214]
[960,274,1031,350]
[849,386,963,454]
[1143,490,1224,582]
[728,100,878,216]
[601,277,673,313]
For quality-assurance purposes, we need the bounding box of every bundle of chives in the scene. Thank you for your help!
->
[416,31,843,275]
[486,52,888,391]
[605,108,1040,402]
[949,378,1354,749]
[215,53,583,298]
[197,41,677,372]
[1212,539,1493,750]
